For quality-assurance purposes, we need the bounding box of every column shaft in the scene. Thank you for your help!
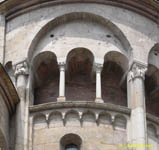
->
[0,14,5,64]
[128,62,147,150]
[15,61,28,150]
[96,71,102,99]
[95,63,103,103]
[57,62,66,102]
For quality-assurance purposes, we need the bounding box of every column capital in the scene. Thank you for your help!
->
[14,60,29,77]
[128,61,147,81]
[58,62,65,71]
[94,63,103,73]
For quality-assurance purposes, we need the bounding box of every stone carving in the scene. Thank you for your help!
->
[58,62,65,71]
[14,61,29,77]
[94,63,103,73]
[129,62,147,81]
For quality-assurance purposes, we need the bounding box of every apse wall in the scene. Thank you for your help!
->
[3,2,159,150]
[5,3,159,65]
[30,106,128,150]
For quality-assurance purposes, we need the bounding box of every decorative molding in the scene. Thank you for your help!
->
[29,101,131,114]
[31,105,129,128]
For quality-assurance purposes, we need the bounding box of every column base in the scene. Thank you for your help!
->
[57,96,66,102]
[95,98,104,103]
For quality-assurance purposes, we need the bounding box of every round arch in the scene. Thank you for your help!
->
[101,51,128,106]
[65,48,95,101]
[60,133,82,150]
[147,43,159,69]
[32,51,59,105]
[27,12,132,63]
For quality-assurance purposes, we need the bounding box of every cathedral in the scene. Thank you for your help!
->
[0,0,159,149]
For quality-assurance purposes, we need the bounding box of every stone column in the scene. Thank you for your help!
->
[57,62,66,102]
[95,63,103,103]
[127,62,147,149]
[0,14,5,64]
[14,61,28,150]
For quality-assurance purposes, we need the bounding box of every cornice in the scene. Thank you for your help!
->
[0,0,158,23]
[29,101,131,114]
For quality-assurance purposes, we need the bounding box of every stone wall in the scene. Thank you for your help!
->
[30,106,128,150]
[5,3,159,65]
[2,2,159,150]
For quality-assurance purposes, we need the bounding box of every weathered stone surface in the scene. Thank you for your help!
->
[0,1,159,150]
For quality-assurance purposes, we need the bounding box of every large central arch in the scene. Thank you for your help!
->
[28,12,132,63]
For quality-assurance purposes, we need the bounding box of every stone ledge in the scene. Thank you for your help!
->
[29,101,131,114]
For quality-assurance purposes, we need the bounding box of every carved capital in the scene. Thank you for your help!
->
[129,62,147,81]
[94,63,103,73]
[14,61,29,77]
[58,62,65,71]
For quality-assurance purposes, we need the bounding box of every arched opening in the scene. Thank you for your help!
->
[66,48,95,101]
[102,51,128,106]
[28,12,132,63]
[60,133,82,150]
[32,51,59,105]
[65,144,79,150]
[146,43,159,116]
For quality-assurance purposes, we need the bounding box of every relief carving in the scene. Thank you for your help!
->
[128,62,147,81]
[14,61,29,77]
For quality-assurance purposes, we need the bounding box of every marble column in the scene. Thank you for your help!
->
[127,61,147,149]
[57,62,66,102]
[14,61,28,150]
[95,63,103,103]
[0,14,5,64]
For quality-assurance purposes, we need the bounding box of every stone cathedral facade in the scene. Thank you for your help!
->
[0,0,159,150]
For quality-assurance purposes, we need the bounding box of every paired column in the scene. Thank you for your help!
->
[127,62,147,149]
[14,61,28,150]
[57,62,66,102]
[95,63,103,103]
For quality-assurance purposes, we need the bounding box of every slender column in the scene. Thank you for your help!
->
[0,14,5,64]
[127,62,147,150]
[57,62,66,102]
[95,63,103,103]
[14,61,28,150]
